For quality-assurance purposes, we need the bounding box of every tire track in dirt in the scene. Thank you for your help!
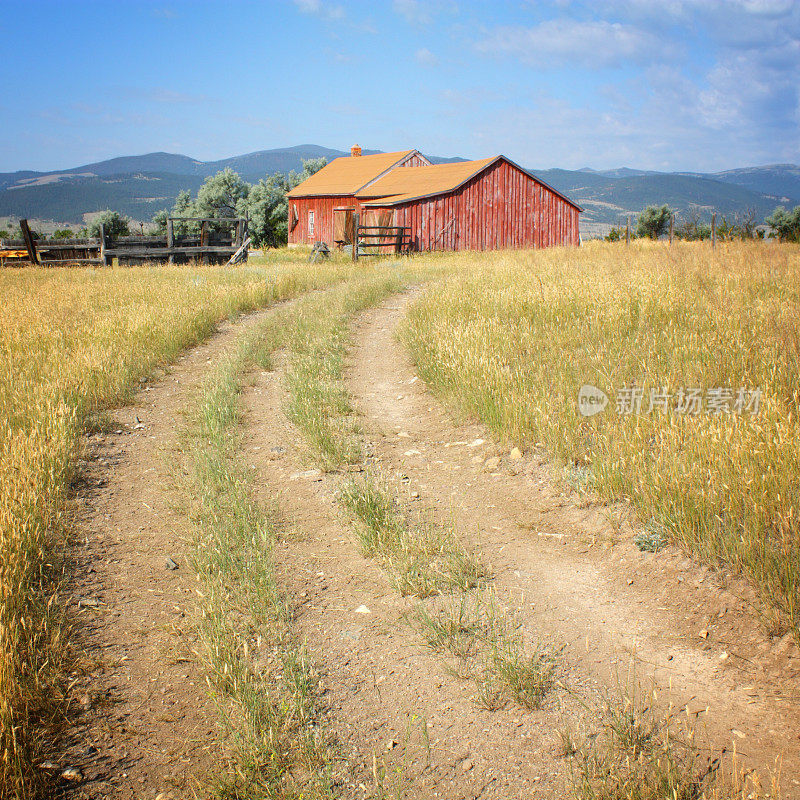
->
[61,309,278,799]
[242,354,580,800]
[345,292,800,797]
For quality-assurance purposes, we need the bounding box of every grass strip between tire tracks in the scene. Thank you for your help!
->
[184,269,425,797]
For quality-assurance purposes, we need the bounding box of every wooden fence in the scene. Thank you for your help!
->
[352,216,412,260]
[0,217,249,267]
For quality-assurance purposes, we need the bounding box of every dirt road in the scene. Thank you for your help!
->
[60,286,800,799]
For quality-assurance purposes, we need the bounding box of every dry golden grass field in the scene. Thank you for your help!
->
[0,241,797,799]
[0,255,356,797]
[403,241,800,638]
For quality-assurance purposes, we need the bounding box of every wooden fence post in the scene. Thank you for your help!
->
[166,218,174,265]
[352,214,359,262]
[669,214,674,245]
[200,220,209,265]
[20,219,39,265]
[625,216,630,246]
[711,213,716,250]
[99,224,109,267]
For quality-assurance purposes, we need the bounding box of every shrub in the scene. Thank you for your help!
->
[766,205,800,242]
[636,205,671,240]
[87,210,131,239]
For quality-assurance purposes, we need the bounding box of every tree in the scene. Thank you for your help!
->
[240,173,291,248]
[194,168,250,219]
[151,208,168,234]
[674,206,711,241]
[152,189,198,235]
[88,210,131,239]
[52,228,74,239]
[765,205,800,242]
[636,205,671,240]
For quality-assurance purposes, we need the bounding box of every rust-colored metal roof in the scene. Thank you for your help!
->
[356,158,496,205]
[359,155,583,211]
[287,150,418,197]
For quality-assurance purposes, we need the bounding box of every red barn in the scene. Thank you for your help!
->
[287,145,581,251]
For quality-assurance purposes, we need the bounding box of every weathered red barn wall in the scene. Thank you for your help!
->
[377,160,580,251]
[288,195,359,244]
[288,152,430,245]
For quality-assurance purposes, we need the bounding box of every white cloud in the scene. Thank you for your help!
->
[415,48,439,67]
[475,19,671,68]
[393,0,431,25]
[293,0,344,20]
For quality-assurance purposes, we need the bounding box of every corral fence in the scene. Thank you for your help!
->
[0,217,249,267]
[352,214,412,260]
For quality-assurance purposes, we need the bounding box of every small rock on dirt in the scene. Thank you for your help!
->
[484,457,501,471]
[77,598,99,609]
[773,632,796,657]
[461,758,474,772]
[60,767,83,782]
[38,761,59,772]
[468,439,485,447]
[165,557,179,571]
[290,469,323,481]
[510,447,523,460]
[354,605,371,614]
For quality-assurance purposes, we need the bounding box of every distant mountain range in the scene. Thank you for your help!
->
[1,144,798,238]
[537,163,800,235]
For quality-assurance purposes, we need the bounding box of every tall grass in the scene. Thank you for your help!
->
[0,259,352,799]
[402,242,800,636]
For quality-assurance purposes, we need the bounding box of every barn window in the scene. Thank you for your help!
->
[308,210,315,237]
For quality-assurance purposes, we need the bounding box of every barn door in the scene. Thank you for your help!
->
[333,208,355,245]
[363,209,395,251]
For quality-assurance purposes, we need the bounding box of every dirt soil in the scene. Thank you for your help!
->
[59,310,274,799]
[58,287,800,799]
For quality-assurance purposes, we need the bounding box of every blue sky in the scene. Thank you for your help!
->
[1,0,798,173]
